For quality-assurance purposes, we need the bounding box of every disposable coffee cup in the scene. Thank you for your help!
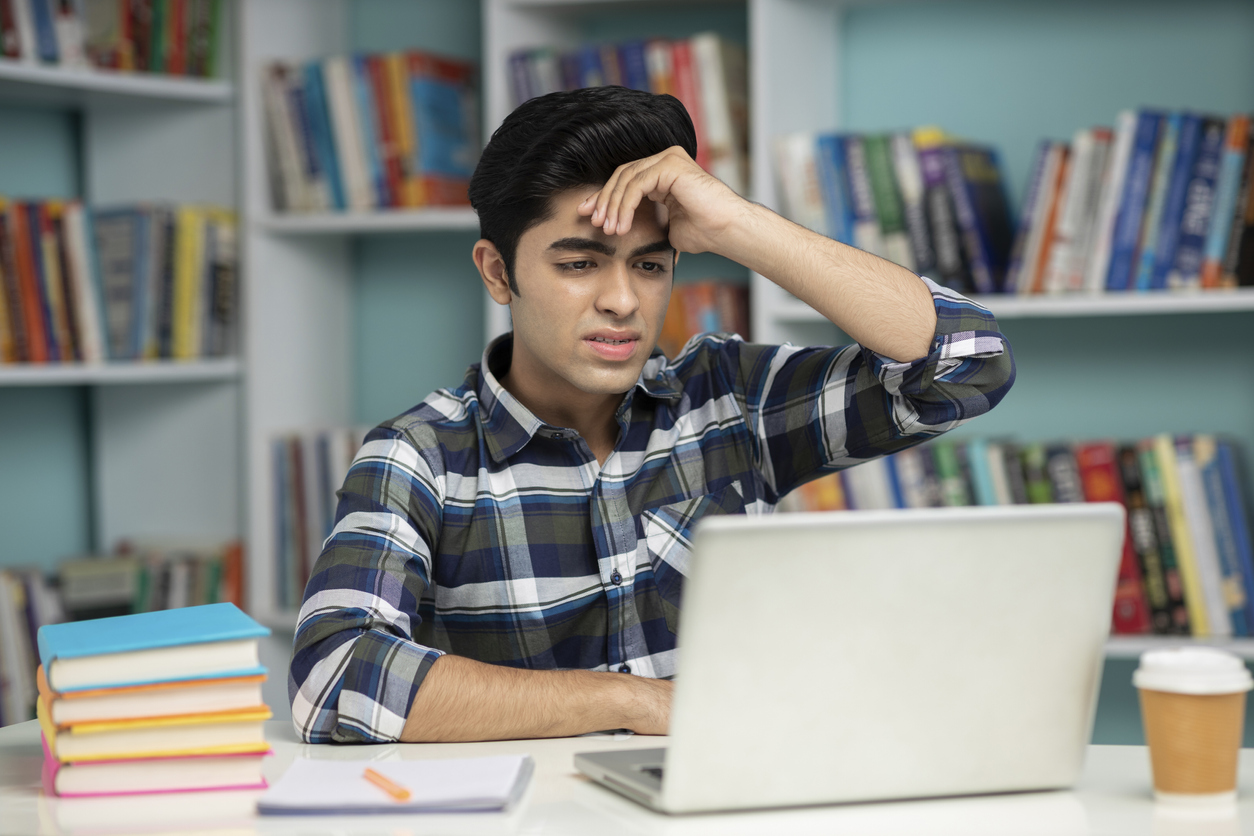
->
[1134,647,1253,806]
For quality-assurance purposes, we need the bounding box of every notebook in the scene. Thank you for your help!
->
[257,755,535,815]
[37,603,270,691]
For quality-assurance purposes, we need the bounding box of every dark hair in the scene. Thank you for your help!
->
[469,86,697,293]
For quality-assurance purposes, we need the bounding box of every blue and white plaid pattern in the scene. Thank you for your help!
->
[290,278,1016,742]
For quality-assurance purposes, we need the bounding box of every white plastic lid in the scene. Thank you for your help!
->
[1133,647,1254,695]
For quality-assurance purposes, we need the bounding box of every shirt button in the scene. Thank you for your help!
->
[618,664,632,674]
[610,570,622,585]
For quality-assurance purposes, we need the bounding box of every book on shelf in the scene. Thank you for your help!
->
[35,603,271,796]
[272,427,366,610]
[0,198,237,365]
[773,126,1014,295]
[509,33,749,195]
[655,279,749,359]
[777,433,1254,638]
[2,0,223,76]
[262,49,479,214]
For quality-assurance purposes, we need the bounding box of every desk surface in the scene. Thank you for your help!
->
[2,719,1252,836]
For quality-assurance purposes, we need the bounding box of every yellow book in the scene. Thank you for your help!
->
[386,52,423,207]
[39,697,271,762]
[1153,434,1209,636]
[172,205,207,359]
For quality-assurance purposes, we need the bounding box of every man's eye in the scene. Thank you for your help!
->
[560,260,594,271]
[637,261,666,274]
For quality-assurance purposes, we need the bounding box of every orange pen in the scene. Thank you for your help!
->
[363,767,411,802]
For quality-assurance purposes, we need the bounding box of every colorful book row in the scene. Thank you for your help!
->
[262,51,479,214]
[656,280,749,359]
[272,428,365,611]
[774,127,1015,295]
[782,435,1254,639]
[1,0,222,76]
[36,604,270,796]
[509,33,749,195]
[0,199,237,364]
[0,542,244,728]
[1011,111,1254,294]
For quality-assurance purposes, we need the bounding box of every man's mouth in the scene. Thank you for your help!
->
[590,337,632,345]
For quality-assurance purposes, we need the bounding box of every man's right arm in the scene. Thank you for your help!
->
[289,426,672,743]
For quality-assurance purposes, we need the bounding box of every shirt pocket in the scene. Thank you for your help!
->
[640,480,745,635]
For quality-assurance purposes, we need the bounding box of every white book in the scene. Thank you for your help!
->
[49,751,267,797]
[1083,110,1137,292]
[261,63,312,212]
[62,203,106,363]
[772,132,826,233]
[1015,142,1063,294]
[891,448,930,508]
[841,459,896,510]
[1064,130,1112,292]
[12,0,37,63]
[1176,449,1233,637]
[891,133,927,272]
[53,0,85,66]
[985,442,1013,505]
[48,677,265,725]
[1040,133,1093,293]
[48,637,262,693]
[324,56,376,211]
[691,32,748,195]
[645,39,673,93]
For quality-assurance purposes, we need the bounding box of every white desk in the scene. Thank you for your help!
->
[2,719,1252,835]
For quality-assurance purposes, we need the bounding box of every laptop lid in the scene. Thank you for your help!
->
[658,502,1125,813]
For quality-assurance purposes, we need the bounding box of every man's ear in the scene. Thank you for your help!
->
[474,239,512,305]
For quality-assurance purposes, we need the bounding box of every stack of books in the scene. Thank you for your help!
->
[773,128,1014,295]
[1,0,224,77]
[0,199,238,365]
[35,602,272,796]
[782,434,1254,639]
[509,33,749,195]
[1010,110,1253,294]
[261,51,479,213]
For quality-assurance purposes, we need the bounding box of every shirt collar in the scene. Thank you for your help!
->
[476,334,684,465]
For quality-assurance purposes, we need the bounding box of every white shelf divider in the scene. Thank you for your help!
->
[0,358,241,387]
[259,207,480,235]
[771,288,1254,324]
[0,59,232,105]
[1105,636,1254,661]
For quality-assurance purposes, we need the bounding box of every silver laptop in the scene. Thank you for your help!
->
[575,502,1125,814]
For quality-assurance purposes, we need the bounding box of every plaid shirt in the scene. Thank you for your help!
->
[290,278,1015,743]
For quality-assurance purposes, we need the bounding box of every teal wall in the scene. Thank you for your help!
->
[0,106,91,568]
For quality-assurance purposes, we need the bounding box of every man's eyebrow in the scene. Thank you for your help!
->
[627,240,676,260]
[547,237,616,257]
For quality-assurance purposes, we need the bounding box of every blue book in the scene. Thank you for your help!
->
[1201,119,1249,283]
[618,41,650,91]
[575,45,604,88]
[303,63,346,211]
[29,0,58,62]
[965,438,999,506]
[351,55,388,208]
[1133,113,1181,290]
[1166,117,1226,289]
[559,52,580,92]
[508,51,533,105]
[1106,110,1164,291]
[815,134,854,244]
[1217,441,1254,632]
[37,603,270,692]
[24,203,59,362]
[1005,140,1053,293]
[1198,438,1249,636]
[1149,114,1202,290]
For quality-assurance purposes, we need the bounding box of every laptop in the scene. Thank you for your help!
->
[575,502,1125,814]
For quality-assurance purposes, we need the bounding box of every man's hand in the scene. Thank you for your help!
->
[580,146,937,363]
[578,145,752,256]
[401,654,674,742]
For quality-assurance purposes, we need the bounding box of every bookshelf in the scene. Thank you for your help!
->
[259,208,480,235]
[0,6,240,565]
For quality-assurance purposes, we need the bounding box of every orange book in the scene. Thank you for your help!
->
[384,52,423,207]
[1029,148,1070,294]
[1201,114,1250,289]
[367,55,404,208]
[9,202,49,362]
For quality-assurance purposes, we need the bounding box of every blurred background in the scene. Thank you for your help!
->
[1,0,1253,747]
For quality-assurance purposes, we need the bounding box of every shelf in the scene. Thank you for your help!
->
[0,59,232,107]
[0,358,241,387]
[771,288,1254,323]
[1105,636,1254,661]
[257,208,480,235]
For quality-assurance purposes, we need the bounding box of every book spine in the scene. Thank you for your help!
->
[843,136,884,258]
[205,208,235,357]
[1216,441,1254,629]
[323,57,374,211]
[52,0,84,67]
[941,145,997,294]
[1132,113,1181,291]
[30,0,57,61]
[366,55,402,209]
[1220,131,1254,287]
[1105,110,1163,291]
[814,134,854,244]
[287,72,329,211]
[1149,114,1202,290]
[11,0,35,63]
[1,204,29,361]
[863,134,914,270]
[1175,436,1233,637]
[24,202,59,360]
[618,40,649,91]
[1021,443,1054,504]
[1027,145,1068,294]
[1066,128,1113,291]
[964,438,997,506]
[932,441,971,507]
[1152,434,1211,635]
[0,0,20,59]
[1005,139,1054,293]
[1200,115,1250,289]
[1136,441,1191,634]
[1166,117,1226,289]
[351,54,388,209]
[63,203,105,364]
[1196,436,1249,636]
[1118,444,1174,633]
[644,38,673,96]
[891,132,934,276]
[302,62,346,212]
[690,33,746,195]
[669,40,707,172]
[49,202,82,361]
[166,0,186,75]
[0,205,14,361]
[915,134,970,292]
[385,53,420,209]
[772,133,826,234]
[171,205,204,359]
[1084,110,1138,292]
[408,51,477,205]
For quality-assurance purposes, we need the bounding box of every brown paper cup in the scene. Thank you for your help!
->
[1139,688,1246,800]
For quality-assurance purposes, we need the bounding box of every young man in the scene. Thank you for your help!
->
[290,87,1014,744]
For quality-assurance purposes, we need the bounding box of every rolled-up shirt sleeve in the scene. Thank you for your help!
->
[288,427,445,743]
[725,276,1015,499]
